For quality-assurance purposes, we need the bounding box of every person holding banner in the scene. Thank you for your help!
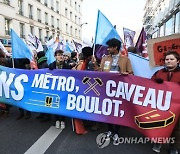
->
[152,51,180,154]
[16,58,32,120]
[72,46,100,134]
[36,51,52,122]
[100,38,133,145]
[49,50,71,129]
[0,49,10,116]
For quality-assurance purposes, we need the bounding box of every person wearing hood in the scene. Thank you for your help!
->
[36,51,51,122]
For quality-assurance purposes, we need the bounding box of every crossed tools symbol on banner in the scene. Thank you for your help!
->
[82,76,103,96]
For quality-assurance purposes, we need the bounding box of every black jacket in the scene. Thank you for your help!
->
[37,57,48,69]
[49,61,71,70]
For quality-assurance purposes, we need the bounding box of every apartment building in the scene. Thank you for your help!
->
[143,0,180,38]
[0,0,83,47]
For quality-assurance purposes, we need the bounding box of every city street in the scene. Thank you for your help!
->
[0,106,170,154]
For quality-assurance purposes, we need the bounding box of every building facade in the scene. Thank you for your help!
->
[143,0,180,38]
[0,0,83,47]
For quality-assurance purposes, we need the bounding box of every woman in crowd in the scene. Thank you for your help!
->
[152,51,180,154]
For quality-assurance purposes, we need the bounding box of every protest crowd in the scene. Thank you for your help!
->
[0,11,179,154]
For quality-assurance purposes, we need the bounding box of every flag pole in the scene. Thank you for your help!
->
[10,29,15,68]
[92,10,100,56]
[11,57,15,68]
[72,40,80,61]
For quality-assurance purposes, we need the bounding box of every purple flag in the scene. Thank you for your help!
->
[94,44,108,61]
[123,27,136,49]
[56,42,64,51]
[135,27,148,58]
[73,40,82,53]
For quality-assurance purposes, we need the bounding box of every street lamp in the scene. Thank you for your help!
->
[80,22,88,27]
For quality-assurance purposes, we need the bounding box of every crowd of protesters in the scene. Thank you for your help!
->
[0,37,179,154]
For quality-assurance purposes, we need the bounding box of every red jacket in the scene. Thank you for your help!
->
[151,66,180,84]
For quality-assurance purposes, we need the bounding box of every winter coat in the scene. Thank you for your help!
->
[100,54,133,74]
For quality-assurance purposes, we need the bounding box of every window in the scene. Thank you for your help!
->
[165,18,173,36]
[51,0,54,10]
[159,25,164,37]
[70,26,73,35]
[79,17,81,25]
[46,31,49,38]
[39,28,42,41]
[70,12,72,20]
[44,0,48,6]
[75,1,77,10]
[75,28,77,37]
[66,23,69,34]
[79,30,81,38]
[45,12,48,25]
[28,4,33,19]
[52,33,55,38]
[78,4,80,12]
[5,18,11,35]
[20,23,25,38]
[175,12,180,33]
[57,19,59,29]
[65,8,68,17]
[30,26,34,35]
[37,8,41,22]
[51,16,54,27]
[56,1,59,13]
[75,15,77,23]
[18,0,23,15]
[152,31,158,38]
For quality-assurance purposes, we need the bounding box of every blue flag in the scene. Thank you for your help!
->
[65,42,74,53]
[128,52,163,78]
[11,29,32,60]
[46,47,55,65]
[94,10,122,46]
